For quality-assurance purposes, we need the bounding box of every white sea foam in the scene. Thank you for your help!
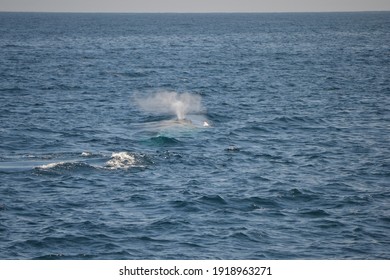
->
[105,152,137,170]
[36,161,67,169]
[35,152,141,171]
[81,151,92,157]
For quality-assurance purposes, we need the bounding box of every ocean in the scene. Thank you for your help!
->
[0,12,389,259]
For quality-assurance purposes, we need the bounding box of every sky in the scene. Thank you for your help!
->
[0,0,389,13]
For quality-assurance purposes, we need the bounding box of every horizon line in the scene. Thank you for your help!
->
[1,10,389,14]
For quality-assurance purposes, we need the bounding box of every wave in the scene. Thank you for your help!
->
[33,151,150,172]
[37,161,67,170]
[0,86,26,93]
[113,70,154,78]
[268,115,327,126]
[35,161,94,171]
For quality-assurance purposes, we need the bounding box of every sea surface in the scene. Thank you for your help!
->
[0,12,389,259]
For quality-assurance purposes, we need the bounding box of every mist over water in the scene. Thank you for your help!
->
[136,91,203,120]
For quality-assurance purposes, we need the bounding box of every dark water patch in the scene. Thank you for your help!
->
[275,188,321,203]
[147,136,181,147]
[313,219,345,229]
[341,194,374,206]
[230,196,281,212]
[0,86,26,93]
[229,230,270,245]
[33,253,97,260]
[128,194,152,203]
[7,234,95,258]
[298,209,330,218]
[178,242,204,249]
[170,200,201,213]
[197,195,227,206]
[224,145,240,152]
[254,152,285,161]
[379,216,390,224]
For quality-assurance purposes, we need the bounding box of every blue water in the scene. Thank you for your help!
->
[0,12,389,259]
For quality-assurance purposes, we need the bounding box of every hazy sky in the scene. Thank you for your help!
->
[1,0,390,13]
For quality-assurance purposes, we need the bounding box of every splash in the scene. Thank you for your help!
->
[136,91,202,120]
[105,152,136,170]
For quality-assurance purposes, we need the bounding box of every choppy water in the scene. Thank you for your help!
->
[0,12,389,259]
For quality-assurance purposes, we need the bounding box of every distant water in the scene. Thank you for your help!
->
[0,12,389,259]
